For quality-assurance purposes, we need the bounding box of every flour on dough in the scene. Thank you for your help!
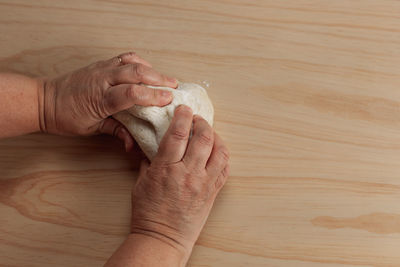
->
[113,83,214,160]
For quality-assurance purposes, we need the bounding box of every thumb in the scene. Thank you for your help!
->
[98,117,135,152]
[103,84,173,115]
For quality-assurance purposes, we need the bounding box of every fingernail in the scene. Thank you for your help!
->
[167,76,177,84]
[177,104,192,113]
[193,114,202,121]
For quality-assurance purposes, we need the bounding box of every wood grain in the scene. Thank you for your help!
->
[1,0,400,266]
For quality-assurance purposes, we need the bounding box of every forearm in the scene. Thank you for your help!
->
[104,233,189,267]
[0,73,43,138]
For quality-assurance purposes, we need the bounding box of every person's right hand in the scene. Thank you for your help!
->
[130,105,230,262]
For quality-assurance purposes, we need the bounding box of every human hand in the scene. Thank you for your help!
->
[130,105,230,262]
[38,52,177,151]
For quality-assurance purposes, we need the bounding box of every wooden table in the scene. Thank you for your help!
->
[1,1,400,266]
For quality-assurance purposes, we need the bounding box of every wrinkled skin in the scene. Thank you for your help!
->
[39,52,178,151]
[37,52,230,265]
[131,105,230,258]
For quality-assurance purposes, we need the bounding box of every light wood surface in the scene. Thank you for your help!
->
[1,0,400,266]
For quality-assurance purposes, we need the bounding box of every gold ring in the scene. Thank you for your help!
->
[117,56,122,64]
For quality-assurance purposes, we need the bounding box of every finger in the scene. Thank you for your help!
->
[206,133,230,178]
[98,117,135,152]
[103,84,173,115]
[154,105,193,164]
[108,63,178,88]
[105,52,153,68]
[183,115,214,170]
[118,52,152,67]
[120,128,135,152]
[215,164,230,192]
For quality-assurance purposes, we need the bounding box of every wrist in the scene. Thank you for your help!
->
[128,233,190,266]
[37,77,57,134]
[131,220,194,264]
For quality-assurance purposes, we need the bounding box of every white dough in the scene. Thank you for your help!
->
[113,83,214,160]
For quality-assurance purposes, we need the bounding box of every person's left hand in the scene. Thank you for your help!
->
[38,52,178,151]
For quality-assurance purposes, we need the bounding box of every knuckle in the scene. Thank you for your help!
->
[218,146,230,162]
[119,52,139,63]
[214,176,226,191]
[197,129,213,146]
[152,88,158,99]
[128,51,137,57]
[128,51,139,60]
[125,85,133,99]
[171,127,189,141]
[214,167,229,191]
[133,63,146,79]
[222,165,230,178]
[126,84,142,100]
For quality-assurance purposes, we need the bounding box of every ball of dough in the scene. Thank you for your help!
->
[113,83,214,160]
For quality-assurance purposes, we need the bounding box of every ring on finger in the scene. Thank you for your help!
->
[116,56,123,65]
